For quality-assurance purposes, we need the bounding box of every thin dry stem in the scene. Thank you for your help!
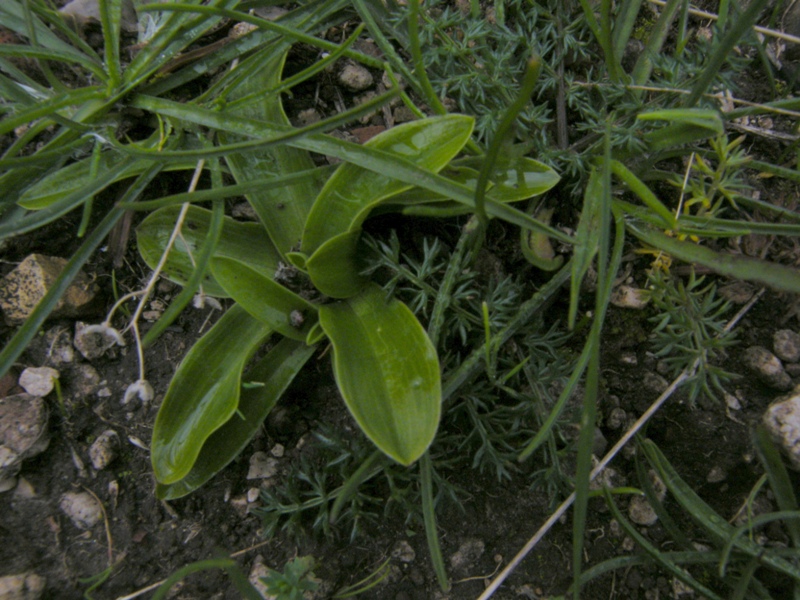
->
[126,160,205,382]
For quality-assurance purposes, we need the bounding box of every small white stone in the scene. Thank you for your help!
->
[724,391,742,411]
[270,443,285,458]
[247,451,279,479]
[392,540,417,563]
[248,557,271,598]
[763,392,800,470]
[13,477,36,499]
[73,322,124,360]
[246,487,260,503]
[88,430,119,470]
[60,490,103,529]
[774,329,800,363]
[606,407,627,430]
[18,367,59,397]
[448,539,485,571]
[743,346,793,391]
[338,62,373,91]
[628,495,659,525]
[610,285,650,309]
[706,466,727,483]
[0,572,45,600]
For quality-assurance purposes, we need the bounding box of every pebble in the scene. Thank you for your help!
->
[392,106,417,123]
[643,372,669,394]
[706,465,727,483]
[742,346,793,391]
[0,254,98,324]
[391,540,416,563]
[73,322,124,360]
[0,394,50,493]
[248,557,270,598]
[628,495,659,526]
[18,367,59,397]
[628,470,666,526]
[270,443,285,458]
[88,430,119,470]
[618,351,638,366]
[71,364,101,397]
[763,392,800,470]
[774,329,800,363]
[45,327,74,365]
[448,538,485,572]
[295,108,321,127]
[246,451,279,479]
[338,62,373,91]
[610,285,650,309]
[0,572,46,600]
[60,490,103,529]
[606,407,627,430]
[246,487,260,503]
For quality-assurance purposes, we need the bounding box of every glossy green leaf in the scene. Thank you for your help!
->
[301,115,474,255]
[131,96,574,246]
[152,304,272,484]
[210,257,318,341]
[136,205,280,297]
[384,155,560,209]
[319,284,441,465]
[305,230,369,299]
[219,46,322,256]
[156,338,315,499]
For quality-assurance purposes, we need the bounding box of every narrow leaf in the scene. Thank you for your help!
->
[628,224,800,294]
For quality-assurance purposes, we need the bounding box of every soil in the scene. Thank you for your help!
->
[2,5,800,600]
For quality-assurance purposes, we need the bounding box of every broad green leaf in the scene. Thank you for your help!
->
[131,96,573,245]
[628,224,800,294]
[220,46,322,256]
[152,304,272,484]
[156,338,315,499]
[319,284,441,465]
[301,115,474,255]
[211,257,318,341]
[304,230,369,299]
[136,205,280,297]
[457,155,560,202]
[383,156,560,208]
